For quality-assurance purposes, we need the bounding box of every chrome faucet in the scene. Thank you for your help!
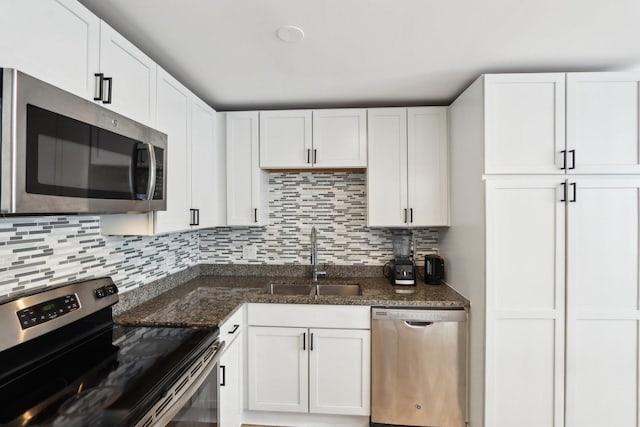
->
[310,226,326,282]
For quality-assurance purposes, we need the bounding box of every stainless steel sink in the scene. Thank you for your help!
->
[315,284,362,296]
[265,283,314,295]
[265,283,362,296]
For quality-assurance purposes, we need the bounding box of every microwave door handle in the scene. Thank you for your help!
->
[146,144,157,201]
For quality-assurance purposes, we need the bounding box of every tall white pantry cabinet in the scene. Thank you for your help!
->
[440,72,640,427]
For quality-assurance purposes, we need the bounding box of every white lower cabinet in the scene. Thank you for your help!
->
[219,330,243,427]
[218,305,245,427]
[248,326,370,416]
[246,304,371,421]
[308,328,371,416]
[248,326,309,412]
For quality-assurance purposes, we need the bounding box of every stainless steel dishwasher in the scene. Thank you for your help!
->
[371,307,467,427]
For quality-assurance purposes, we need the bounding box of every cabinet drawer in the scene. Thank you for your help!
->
[248,303,370,329]
[220,304,245,345]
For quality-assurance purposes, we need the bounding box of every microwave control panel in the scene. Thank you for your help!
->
[17,294,80,330]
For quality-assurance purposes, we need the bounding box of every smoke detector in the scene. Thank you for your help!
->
[276,25,305,43]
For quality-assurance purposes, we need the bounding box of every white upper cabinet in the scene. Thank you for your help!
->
[153,68,191,234]
[312,109,367,168]
[102,70,221,236]
[97,21,157,126]
[484,73,566,174]
[191,98,222,229]
[0,0,100,99]
[259,109,367,169]
[566,72,640,174]
[0,1,156,126]
[407,107,449,226]
[484,72,640,175]
[367,108,408,227]
[260,110,313,168]
[367,107,449,227]
[227,112,268,226]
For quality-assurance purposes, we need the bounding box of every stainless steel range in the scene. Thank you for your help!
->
[0,277,224,426]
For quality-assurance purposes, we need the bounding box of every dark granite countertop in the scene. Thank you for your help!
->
[114,273,469,329]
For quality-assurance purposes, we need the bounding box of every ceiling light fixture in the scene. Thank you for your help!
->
[276,25,305,43]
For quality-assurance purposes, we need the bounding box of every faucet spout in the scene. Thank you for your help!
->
[310,226,326,282]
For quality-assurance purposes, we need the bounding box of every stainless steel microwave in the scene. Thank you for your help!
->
[0,68,167,214]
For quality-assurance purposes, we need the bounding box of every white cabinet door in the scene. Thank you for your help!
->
[259,110,312,168]
[190,98,220,228]
[308,328,370,416]
[226,112,267,226]
[567,72,640,174]
[219,331,243,427]
[0,0,100,100]
[248,326,308,413]
[407,107,449,226]
[312,109,367,168]
[367,108,408,227]
[485,178,565,427]
[484,73,565,174]
[565,177,640,427]
[98,21,156,126]
[154,68,190,234]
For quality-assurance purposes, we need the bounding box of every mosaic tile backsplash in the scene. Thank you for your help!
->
[0,216,198,297]
[199,172,439,265]
[0,172,439,297]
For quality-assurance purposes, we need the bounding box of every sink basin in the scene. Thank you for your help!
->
[265,283,362,296]
[266,283,314,295]
[315,284,362,296]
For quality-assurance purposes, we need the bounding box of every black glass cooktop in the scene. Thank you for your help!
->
[0,317,218,427]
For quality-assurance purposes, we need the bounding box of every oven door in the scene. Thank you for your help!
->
[136,340,225,427]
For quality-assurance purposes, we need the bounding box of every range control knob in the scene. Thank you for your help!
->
[95,287,106,299]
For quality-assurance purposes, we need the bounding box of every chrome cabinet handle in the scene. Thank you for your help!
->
[189,209,200,226]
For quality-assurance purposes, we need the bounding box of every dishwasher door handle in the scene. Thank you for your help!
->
[404,321,434,328]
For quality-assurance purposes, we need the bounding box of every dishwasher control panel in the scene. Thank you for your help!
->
[371,307,467,322]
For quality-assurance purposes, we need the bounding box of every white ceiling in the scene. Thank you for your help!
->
[79,0,640,111]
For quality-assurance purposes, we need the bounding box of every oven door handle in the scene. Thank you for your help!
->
[136,340,226,427]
